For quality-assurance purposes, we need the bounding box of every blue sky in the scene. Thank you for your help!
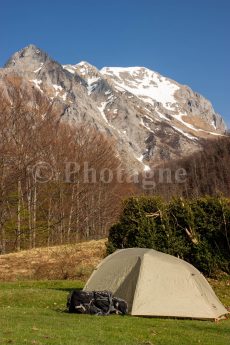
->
[1,0,229,126]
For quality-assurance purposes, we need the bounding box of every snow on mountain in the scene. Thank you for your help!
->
[100,66,180,110]
[29,79,43,93]
[1,45,227,172]
[62,64,78,74]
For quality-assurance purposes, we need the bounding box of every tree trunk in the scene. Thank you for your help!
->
[32,183,37,248]
[16,179,21,251]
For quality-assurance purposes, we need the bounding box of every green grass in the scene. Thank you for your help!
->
[0,280,229,345]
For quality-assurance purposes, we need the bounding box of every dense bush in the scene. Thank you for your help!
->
[107,196,230,276]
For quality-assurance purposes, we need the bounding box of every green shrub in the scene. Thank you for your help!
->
[107,196,230,276]
[190,196,230,274]
[107,196,167,252]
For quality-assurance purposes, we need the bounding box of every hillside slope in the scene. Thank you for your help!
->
[0,239,106,281]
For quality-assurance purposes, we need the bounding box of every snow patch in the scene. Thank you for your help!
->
[211,120,217,130]
[87,77,100,95]
[140,117,154,133]
[171,125,198,141]
[143,114,154,122]
[77,61,88,67]
[135,154,151,172]
[62,93,67,101]
[101,66,179,110]
[156,111,169,121]
[144,165,151,172]
[30,79,43,93]
[97,103,124,137]
[107,94,115,101]
[63,65,77,74]
[34,63,44,73]
[173,113,198,131]
[53,84,62,91]
[114,85,126,93]
[98,102,109,123]
[52,84,63,96]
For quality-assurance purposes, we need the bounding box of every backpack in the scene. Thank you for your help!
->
[67,290,128,316]
[112,296,128,315]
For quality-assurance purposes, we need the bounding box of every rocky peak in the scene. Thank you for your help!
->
[64,61,102,81]
[4,44,50,69]
[63,61,104,96]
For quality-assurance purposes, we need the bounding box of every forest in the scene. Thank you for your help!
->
[1,78,230,254]
[0,84,133,253]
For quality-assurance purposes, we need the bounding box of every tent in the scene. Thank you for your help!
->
[84,248,228,319]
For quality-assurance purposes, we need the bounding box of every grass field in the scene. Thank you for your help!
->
[0,279,229,345]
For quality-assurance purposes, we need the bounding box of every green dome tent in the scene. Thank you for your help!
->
[84,248,228,320]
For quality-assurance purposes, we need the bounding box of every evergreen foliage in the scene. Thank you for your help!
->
[107,196,230,276]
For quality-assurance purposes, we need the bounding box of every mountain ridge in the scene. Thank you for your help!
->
[0,44,227,171]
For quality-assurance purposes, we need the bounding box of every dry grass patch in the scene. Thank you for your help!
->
[0,239,107,281]
[179,115,213,132]
[172,114,223,139]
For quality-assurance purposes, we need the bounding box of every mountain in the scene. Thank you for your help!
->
[0,44,227,171]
